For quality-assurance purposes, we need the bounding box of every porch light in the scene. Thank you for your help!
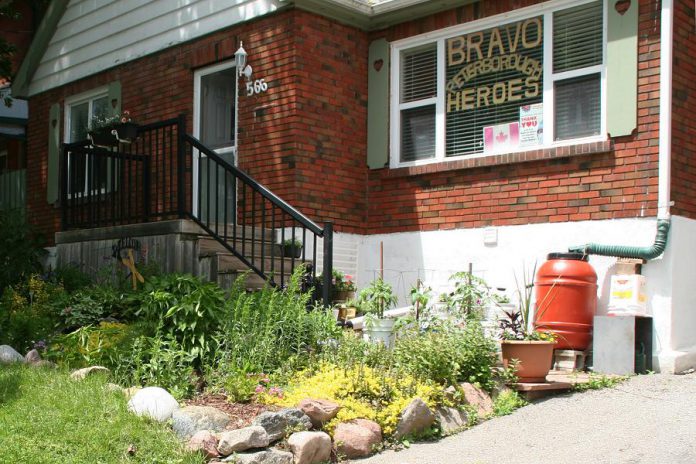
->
[235,42,247,76]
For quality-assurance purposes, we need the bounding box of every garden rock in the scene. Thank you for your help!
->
[394,397,435,440]
[70,366,110,380]
[435,406,469,435]
[186,430,220,459]
[297,399,340,428]
[127,387,179,422]
[217,426,270,456]
[252,408,312,442]
[287,431,331,464]
[172,405,231,440]
[24,349,42,364]
[460,382,494,418]
[0,345,25,364]
[219,449,294,464]
[334,419,382,458]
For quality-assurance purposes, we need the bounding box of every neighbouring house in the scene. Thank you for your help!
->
[0,1,45,212]
[8,0,696,372]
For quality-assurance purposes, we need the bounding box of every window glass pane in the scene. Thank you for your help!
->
[69,102,89,142]
[553,1,603,73]
[554,73,601,140]
[201,67,236,150]
[401,105,436,162]
[445,16,543,156]
[401,44,437,103]
[92,95,110,121]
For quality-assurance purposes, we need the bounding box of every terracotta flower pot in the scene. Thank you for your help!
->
[500,340,555,383]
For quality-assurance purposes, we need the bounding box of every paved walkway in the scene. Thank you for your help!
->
[357,373,696,464]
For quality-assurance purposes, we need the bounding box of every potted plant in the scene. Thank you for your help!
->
[499,264,556,383]
[356,278,398,346]
[279,238,302,258]
[332,269,356,302]
[88,110,138,147]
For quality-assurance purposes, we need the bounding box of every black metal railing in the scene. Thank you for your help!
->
[61,115,333,305]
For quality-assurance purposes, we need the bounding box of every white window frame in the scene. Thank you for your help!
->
[64,86,111,196]
[390,0,608,169]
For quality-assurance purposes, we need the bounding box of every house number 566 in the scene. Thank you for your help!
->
[246,79,268,96]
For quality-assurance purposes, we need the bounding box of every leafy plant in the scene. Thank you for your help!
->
[572,373,627,391]
[136,274,226,365]
[332,269,356,292]
[281,238,302,248]
[355,278,398,319]
[59,286,132,329]
[499,263,555,341]
[49,264,93,293]
[410,283,431,320]
[89,109,134,131]
[211,266,339,377]
[394,321,498,390]
[0,275,66,352]
[492,390,527,416]
[0,210,46,293]
[445,272,492,321]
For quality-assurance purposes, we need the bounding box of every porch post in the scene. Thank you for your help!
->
[322,221,333,307]
[177,114,186,218]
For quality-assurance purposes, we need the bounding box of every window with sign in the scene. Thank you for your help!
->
[391,0,605,166]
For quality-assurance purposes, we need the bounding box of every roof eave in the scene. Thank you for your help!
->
[10,0,69,99]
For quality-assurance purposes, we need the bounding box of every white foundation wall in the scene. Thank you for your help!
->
[338,216,696,374]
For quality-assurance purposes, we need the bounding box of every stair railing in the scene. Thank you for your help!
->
[179,131,333,306]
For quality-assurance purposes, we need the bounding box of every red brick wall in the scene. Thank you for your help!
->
[365,0,662,234]
[671,0,696,219]
[25,9,368,243]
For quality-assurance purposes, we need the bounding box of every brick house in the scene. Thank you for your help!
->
[8,0,696,372]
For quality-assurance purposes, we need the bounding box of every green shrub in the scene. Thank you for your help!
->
[120,335,198,399]
[212,268,339,378]
[0,210,46,293]
[137,274,226,365]
[51,264,92,293]
[393,321,498,390]
[0,275,66,352]
[47,321,143,369]
[59,286,133,328]
[493,390,527,416]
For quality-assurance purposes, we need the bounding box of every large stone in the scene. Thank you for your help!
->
[334,419,382,458]
[127,386,179,422]
[0,345,25,364]
[220,449,294,464]
[435,406,469,435]
[460,382,494,418]
[187,430,220,459]
[297,399,340,428]
[252,408,312,442]
[172,405,231,440]
[287,431,331,464]
[24,349,42,364]
[394,398,435,440]
[70,366,111,380]
[217,426,270,456]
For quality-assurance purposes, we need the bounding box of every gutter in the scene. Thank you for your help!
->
[569,0,673,260]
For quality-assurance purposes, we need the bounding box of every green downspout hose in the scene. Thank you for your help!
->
[568,219,670,260]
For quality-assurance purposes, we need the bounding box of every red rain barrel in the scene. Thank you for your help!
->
[534,252,597,351]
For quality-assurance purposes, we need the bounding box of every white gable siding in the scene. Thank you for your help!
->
[29,0,284,96]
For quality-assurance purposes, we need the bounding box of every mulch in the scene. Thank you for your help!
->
[184,394,280,430]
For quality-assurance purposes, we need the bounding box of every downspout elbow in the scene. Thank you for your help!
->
[568,219,670,260]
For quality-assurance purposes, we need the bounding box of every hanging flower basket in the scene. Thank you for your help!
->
[87,110,139,147]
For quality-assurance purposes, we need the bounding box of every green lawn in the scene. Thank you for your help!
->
[0,365,204,464]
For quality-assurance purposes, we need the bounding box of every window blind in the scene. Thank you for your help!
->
[401,105,436,162]
[400,45,437,104]
[554,73,601,140]
[553,1,603,73]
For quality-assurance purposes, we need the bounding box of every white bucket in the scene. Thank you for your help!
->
[363,318,396,347]
[608,274,648,316]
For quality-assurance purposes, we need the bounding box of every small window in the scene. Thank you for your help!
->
[65,89,110,195]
